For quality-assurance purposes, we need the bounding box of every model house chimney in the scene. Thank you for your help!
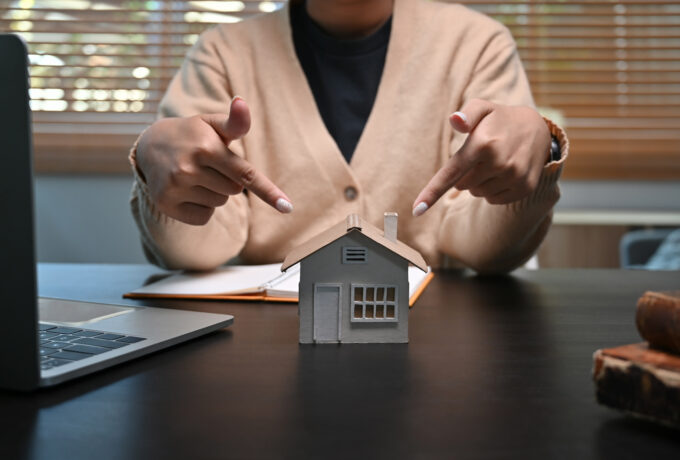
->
[384,212,398,242]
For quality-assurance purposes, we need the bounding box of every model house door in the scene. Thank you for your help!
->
[313,284,340,343]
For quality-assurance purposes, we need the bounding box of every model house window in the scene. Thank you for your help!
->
[342,247,367,264]
[351,285,397,322]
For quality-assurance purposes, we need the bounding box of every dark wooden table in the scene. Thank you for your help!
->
[1,264,679,459]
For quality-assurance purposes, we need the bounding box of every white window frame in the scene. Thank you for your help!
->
[350,284,398,323]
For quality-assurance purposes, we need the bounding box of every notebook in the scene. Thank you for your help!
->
[124,263,434,306]
[0,33,233,391]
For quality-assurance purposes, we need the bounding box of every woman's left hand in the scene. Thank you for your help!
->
[412,98,551,216]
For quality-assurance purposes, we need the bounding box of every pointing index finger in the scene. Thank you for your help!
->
[221,151,293,214]
[199,98,292,214]
[412,146,476,217]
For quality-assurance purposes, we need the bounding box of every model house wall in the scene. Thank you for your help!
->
[298,231,410,344]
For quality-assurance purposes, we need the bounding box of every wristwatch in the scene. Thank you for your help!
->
[549,135,561,163]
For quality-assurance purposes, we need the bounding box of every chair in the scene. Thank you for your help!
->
[619,228,677,269]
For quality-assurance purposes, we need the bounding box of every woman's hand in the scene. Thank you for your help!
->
[413,98,551,216]
[136,97,293,225]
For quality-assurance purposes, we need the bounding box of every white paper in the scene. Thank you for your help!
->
[130,263,284,296]
[130,263,430,299]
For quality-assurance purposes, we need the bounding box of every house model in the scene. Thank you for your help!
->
[281,213,428,344]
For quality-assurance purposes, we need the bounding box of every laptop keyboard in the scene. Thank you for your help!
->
[39,323,146,371]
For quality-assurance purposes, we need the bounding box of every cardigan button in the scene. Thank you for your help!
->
[344,186,358,201]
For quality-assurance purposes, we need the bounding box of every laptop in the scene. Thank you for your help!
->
[0,34,234,390]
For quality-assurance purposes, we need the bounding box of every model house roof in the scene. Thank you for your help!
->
[281,214,428,272]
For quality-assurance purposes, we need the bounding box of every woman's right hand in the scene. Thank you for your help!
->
[135,97,293,225]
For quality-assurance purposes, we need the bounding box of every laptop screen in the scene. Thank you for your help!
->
[0,34,40,389]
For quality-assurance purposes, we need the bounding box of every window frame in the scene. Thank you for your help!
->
[350,284,399,323]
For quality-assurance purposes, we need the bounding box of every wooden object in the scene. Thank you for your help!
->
[537,224,628,268]
[282,213,428,344]
[593,344,680,428]
[636,291,680,354]
[594,290,680,428]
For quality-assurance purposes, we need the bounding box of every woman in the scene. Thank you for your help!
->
[130,0,567,272]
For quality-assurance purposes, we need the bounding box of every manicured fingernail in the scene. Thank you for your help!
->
[276,198,293,213]
[412,202,428,217]
[452,111,467,124]
[232,95,243,103]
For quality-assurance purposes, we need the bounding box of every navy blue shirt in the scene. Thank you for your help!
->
[290,3,392,163]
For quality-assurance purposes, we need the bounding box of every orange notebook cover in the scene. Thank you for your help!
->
[124,264,433,307]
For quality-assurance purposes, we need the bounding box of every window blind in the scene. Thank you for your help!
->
[2,0,282,171]
[461,0,680,179]
[2,0,679,177]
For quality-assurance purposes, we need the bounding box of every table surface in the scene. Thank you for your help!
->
[1,264,679,460]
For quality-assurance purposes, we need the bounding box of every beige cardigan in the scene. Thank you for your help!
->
[130,0,568,272]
